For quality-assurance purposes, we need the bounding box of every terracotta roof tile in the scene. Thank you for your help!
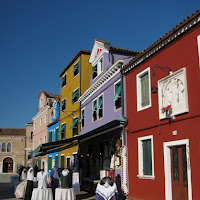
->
[0,128,26,136]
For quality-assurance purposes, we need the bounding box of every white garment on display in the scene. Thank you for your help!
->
[26,167,34,181]
[72,172,80,193]
[37,171,50,189]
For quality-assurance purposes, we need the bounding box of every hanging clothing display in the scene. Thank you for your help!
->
[60,169,71,188]
[37,171,50,189]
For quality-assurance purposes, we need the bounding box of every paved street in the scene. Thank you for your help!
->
[0,173,95,200]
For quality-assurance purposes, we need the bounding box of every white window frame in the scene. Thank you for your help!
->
[40,98,43,108]
[61,73,67,88]
[81,108,85,129]
[44,135,46,144]
[72,88,79,104]
[136,67,152,111]
[73,61,79,78]
[92,93,104,122]
[114,79,122,111]
[45,114,47,123]
[92,55,103,81]
[61,98,66,111]
[40,118,42,126]
[34,122,36,130]
[138,135,155,179]
[39,137,42,145]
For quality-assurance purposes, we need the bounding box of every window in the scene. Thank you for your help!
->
[40,118,42,126]
[70,117,78,137]
[138,135,154,178]
[92,57,103,80]
[73,62,79,77]
[66,157,70,168]
[92,99,98,122]
[39,137,42,145]
[48,131,53,142]
[92,94,104,122]
[137,67,151,111]
[7,142,12,152]
[55,155,58,167]
[44,135,46,143]
[48,156,52,171]
[40,98,43,108]
[2,142,6,152]
[72,88,79,104]
[80,108,85,129]
[113,80,122,110]
[73,154,79,171]
[98,95,103,119]
[61,99,66,111]
[92,64,98,79]
[45,114,47,123]
[55,127,59,141]
[61,155,65,169]
[61,74,66,87]
[31,132,33,141]
[0,143,1,152]
[34,122,36,130]
[60,124,66,140]
[52,107,56,119]
[34,141,36,150]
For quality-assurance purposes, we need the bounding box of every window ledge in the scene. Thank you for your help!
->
[114,107,122,112]
[137,175,155,180]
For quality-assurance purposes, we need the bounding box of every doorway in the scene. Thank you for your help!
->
[164,139,192,200]
[3,157,13,173]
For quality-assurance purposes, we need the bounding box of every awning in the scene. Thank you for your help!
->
[28,119,126,159]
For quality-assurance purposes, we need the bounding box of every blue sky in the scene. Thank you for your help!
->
[0,0,199,128]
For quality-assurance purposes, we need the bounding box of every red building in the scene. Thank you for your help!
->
[122,10,200,200]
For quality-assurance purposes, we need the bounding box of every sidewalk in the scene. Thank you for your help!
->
[0,173,95,200]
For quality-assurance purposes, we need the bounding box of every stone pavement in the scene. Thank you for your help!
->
[0,173,95,200]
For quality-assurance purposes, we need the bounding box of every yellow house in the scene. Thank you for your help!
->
[59,50,91,169]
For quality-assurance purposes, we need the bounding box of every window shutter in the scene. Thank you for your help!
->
[143,139,152,175]
[141,73,149,107]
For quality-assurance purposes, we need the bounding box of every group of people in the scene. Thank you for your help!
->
[16,164,72,200]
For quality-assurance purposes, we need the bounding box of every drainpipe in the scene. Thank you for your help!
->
[121,66,127,146]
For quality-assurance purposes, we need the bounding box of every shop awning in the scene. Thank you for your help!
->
[28,119,126,159]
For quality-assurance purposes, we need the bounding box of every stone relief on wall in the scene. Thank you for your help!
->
[158,68,189,119]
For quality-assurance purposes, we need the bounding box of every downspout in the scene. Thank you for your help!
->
[121,65,127,146]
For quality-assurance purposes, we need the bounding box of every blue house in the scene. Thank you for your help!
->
[47,100,60,174]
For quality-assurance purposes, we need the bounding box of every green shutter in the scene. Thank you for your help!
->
[48,157,52,171]
[73,63,79,72]
[143,139,152,175]
[70,119,78,130]
[113,84,121,101]
[141,73,150,107]
[55,128,58,141]
[48,131,52,143]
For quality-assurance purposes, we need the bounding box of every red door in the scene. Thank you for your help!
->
[3,157,13,173]
[171,145,188,200]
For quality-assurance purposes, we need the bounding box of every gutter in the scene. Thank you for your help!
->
[121,65,128,146]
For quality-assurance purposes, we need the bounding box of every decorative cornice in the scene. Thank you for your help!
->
[123,11,200,74]
[79,59,124,104]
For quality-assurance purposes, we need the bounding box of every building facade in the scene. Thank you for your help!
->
[0,128,26,173]
[25,122,33,166]
[59,50,92,170]
[78,39,138,192]
[123,10,200,200]
[31,91,59,170]
[47,100,60,173]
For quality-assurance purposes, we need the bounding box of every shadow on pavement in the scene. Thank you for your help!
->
[76,192,95,200]
[0,183,16,200]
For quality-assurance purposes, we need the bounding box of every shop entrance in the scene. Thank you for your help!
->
[3,157,13,173]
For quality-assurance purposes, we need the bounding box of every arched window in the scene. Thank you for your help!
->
[2,142,6,152]
[7,142,12,152]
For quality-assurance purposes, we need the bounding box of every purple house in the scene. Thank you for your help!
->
[78,39,138,192]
